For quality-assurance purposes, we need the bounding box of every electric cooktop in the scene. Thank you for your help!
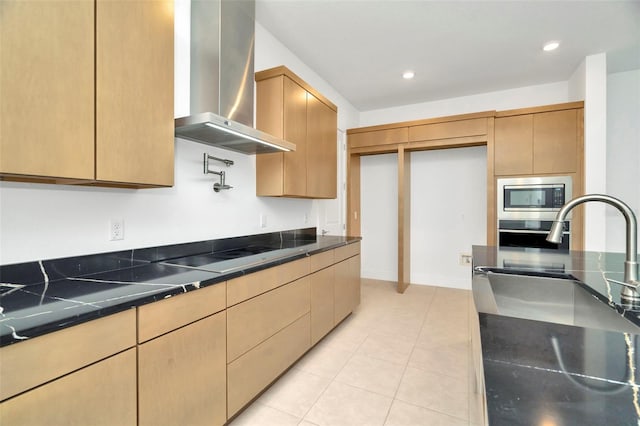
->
[162,245,307,273]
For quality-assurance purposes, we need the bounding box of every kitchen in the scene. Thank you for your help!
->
[1,0,640,425]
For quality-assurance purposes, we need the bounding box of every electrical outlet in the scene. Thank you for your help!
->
[110,219,124,241]
[459,253,472,265]
[304,213,309,224]
[260,214,267,228]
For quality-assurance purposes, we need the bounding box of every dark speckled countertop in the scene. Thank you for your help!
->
[0,228,360,347]
[472,246,640,426]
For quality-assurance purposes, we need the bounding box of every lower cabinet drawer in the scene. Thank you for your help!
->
[137,281,226,343]
[0,348,137,426]
[0,309,136,401]
[335,241,360,263]
[227,276,310,362]
[309,249,335,272]
[227,313,311,417]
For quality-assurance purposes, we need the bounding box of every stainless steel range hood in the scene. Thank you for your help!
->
[174,0,295,154]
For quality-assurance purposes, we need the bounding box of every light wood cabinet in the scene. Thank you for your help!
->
[494,108,579,176]
[96,0,174,186]
[0,0,95,181]
[310,245,361,344]
[227,257,309,306]
[255,66,338,199]
[138,311,227,426]
[494,115,533,175]
[491,102,584,249]
[335,254,361,324]
[137,281,226,343]
[137,282,227,426]
[0,309,136,401]
[0,243,361,425]
[335,241,361,262]
[310,249,335,271]
[0,349,137,426]
[532,109,578,174]
[226,243,360,417]
[349,127,409,148]
[409,117,488,142]
[228,313,311,417]
[227,276,311,362]
[307,93,338,198]
[0,0,174,187]
[310,265,336,345]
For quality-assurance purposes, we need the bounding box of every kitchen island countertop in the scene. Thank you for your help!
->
[472,245,640,426]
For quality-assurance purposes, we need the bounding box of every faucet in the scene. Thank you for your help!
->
[546,194,640,307]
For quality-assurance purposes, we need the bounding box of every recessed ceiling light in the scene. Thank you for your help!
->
[543,41,560,52]
[402,71,415,80]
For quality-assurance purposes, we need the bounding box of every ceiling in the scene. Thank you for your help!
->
[255,0,640,112]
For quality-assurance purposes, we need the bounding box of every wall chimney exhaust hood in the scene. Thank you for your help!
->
[174,0,295,154]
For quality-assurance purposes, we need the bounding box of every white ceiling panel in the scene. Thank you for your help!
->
[256,0,640,111]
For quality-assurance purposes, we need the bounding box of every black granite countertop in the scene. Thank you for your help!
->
[0,228,360,347]
[472,246,640,425]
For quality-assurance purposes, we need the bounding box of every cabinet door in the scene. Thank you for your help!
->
[310,266,335,345]
[96,0,174,186]
[307,94,338,198]
[533,109,578,174]
[334,255,361,324]
[0,0,94,180]
[138,311,227,426]
[256,76,286,195]
[494,115,533,176]
[283,78,308,196]
[0,349,136,426]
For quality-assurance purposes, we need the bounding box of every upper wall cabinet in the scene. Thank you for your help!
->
[0,0,174,188]
[95,0,174,187]
[494,106,580,176]
[347,112,493,154]
[255,66,338,199]
[1,0,95,181]
[349,128,409,149]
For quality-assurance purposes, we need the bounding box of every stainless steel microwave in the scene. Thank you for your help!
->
[497,176,573,221]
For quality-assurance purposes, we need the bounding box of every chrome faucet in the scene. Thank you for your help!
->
[546,194,640,307]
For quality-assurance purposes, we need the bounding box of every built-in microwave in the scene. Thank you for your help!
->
[497,176,573,251]
[497,176,572,221]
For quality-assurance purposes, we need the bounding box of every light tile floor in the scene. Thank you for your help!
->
[230,279,480,426]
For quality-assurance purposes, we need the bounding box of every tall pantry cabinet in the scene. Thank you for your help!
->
[255,66,338,199]
[0,0,174,187]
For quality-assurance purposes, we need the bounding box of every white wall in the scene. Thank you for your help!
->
[360,153,398,281]
[360,81,569,127]
[410,147,487,289]
[606,69,640,253]
[568,59,586,102]
[0,141,315,264]
[0,6,359,265]
[583,53,608,252]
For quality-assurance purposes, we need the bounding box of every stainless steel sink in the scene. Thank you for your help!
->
[474,269,639,334]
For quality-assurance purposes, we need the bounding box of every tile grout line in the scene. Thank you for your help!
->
[381,287,438,425]
[295,319,372,424]
[390,288,472,424]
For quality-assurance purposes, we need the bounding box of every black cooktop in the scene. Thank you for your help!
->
[166,245,279,267]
